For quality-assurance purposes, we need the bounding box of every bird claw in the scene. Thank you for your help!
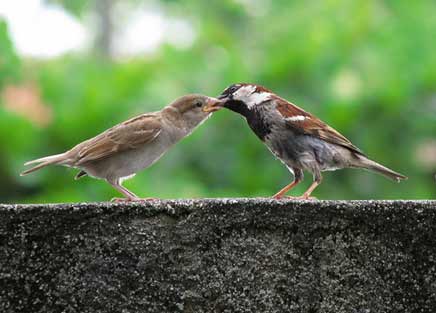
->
[140,197,160,202]
[295,195,317,200]
[110,197,160,202]
[111,197,126,202]
[274,195,317,201]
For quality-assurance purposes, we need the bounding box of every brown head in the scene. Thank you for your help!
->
[164,94,223,129]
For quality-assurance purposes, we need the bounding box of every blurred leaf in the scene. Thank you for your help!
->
[0,19,20,88]
[2,0,436,202]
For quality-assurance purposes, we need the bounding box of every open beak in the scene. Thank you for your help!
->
[203,97,226,113]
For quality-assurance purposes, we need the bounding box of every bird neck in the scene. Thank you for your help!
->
[226,101,271,141]
[162,106,182,123]
[161,106,200,137]
[225,100,252,117]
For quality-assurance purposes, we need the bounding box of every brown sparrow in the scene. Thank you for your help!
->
[205,83,407,199]
[21,94,222,201]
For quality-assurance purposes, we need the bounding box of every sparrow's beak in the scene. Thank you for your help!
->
[217,94,229,100]
[203,97,226,113]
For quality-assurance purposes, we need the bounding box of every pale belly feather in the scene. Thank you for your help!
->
[80,130,178,181]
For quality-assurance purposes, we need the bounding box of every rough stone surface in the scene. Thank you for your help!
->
[1,199,436,313]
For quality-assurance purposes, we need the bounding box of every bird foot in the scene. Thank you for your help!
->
[295,195,317,200]
[111,197,160,202]
[274,195,317,201]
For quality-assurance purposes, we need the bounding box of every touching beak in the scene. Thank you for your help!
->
[217,94,229,100]
[203,97,226,113]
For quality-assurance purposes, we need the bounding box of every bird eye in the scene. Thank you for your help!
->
[195,101,203,108]
[229,86,237,93]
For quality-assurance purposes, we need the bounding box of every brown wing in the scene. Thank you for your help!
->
[74,113,162,165]
[275,98,363,155]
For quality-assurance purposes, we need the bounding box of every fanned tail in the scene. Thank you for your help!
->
[20,153,67,176]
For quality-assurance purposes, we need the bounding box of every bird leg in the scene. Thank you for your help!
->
[273,169,303,199]
[296,172,323,200]
[108,180,157,202]
[273,180,300,199]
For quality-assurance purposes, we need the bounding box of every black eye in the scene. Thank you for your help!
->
[229,86,238,93]
[195,101,203,107]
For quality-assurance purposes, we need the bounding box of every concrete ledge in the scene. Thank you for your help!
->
[1,199,436,312]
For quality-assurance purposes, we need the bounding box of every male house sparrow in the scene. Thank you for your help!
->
[21,94,222,201]
[205,83,407,199]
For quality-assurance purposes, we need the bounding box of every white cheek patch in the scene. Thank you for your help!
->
[246,92,272,108]
[233,85,272,108]
[234,85,256,99]
[285,115,307,122]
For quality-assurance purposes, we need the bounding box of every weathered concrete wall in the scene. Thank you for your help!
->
[1,199,436,313]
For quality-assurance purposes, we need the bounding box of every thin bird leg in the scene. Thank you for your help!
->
[273,180,300,199]
[108,180,140,202]
[298,172,323,200]
[273,169,303,199]
[109,180,159,202]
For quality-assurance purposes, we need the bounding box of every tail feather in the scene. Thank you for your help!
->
[21,153,67,176]
[355,156,407,182]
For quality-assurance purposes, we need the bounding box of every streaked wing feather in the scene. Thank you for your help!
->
[76,114,162,164]
[275,99,363,155]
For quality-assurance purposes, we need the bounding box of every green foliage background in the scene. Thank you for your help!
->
[1,0,435,203]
